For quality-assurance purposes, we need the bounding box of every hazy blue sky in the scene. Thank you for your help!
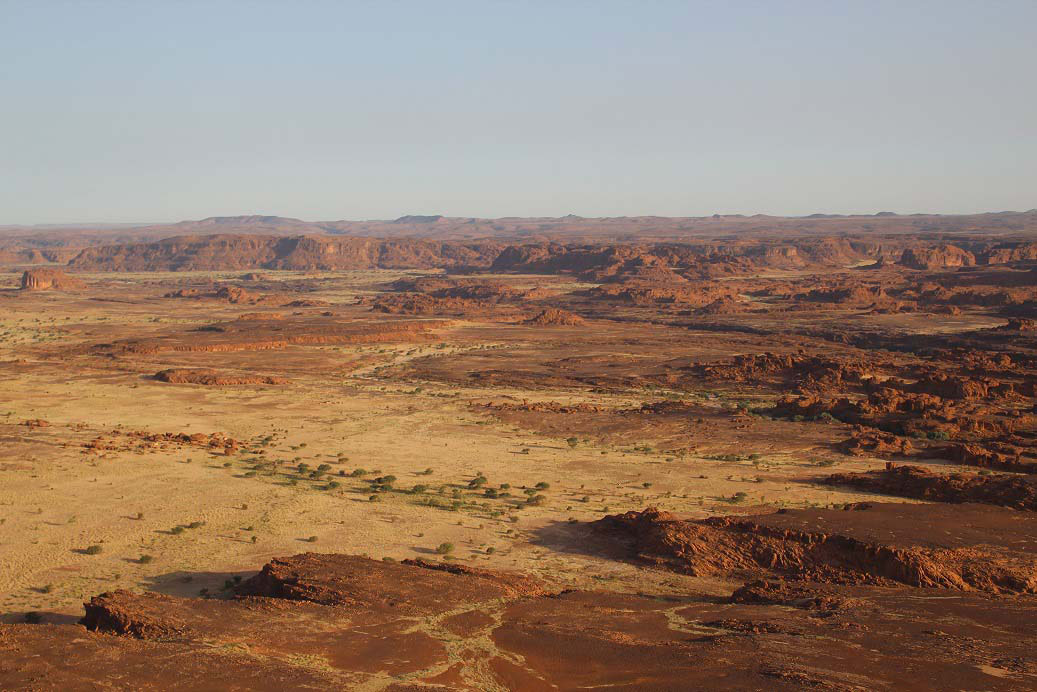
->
[1,1,1034,224]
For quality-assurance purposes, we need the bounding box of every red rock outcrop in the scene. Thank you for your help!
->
[899,244,976,270]
[889,373,1015,400]
[370,293,504,317]
[824,462,1037,510]
[19,268,85,291]
[997,317,1036,331]
[696,295,751,315]
[154,368,290,386]
[69,234,502,272]
[523,309,585,326]
[945,441,1035,473]
[595,504,1037,593]
[981,242,1037,265]
[836,427,914,456]
[692,353,876,389]
[237,553,548,611]
[4,549,1037,689]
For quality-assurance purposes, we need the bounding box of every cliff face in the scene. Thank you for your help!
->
[67,234,503,271]
[19,268,85,290]
[70,233,878,276]
[899,244,976,270]
[488,237,887,280]
[60,231,1037,275]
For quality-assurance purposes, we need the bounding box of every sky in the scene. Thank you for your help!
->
[1,1,1035,224]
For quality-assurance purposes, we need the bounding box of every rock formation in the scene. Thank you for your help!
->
[19,268,85,291]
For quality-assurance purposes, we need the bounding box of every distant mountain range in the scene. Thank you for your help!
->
[2,210,1036,268]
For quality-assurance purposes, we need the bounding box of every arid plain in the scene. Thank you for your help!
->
[2,213,1037,689]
